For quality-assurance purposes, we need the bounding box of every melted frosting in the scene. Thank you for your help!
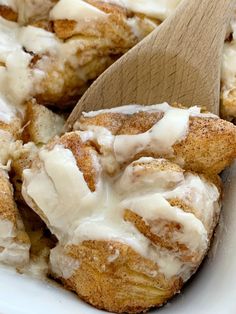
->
[0,219,30,267]
[0,17,58,122]
[0,0,16,10]
[0,97,16,123]
[0,130,15,166]
[103,0,181,20]
[50,0,107,22]
[17,0,56,25]
[114,106,193,162]
[80,104,203,167]
[23,142,220,280]
[50,245,81,279]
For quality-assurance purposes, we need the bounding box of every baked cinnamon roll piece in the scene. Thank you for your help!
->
[0,0,56,24]
[2,0,236,120]
[0,169,30,267]
[37,0,160,107]
[0,99,22,168]
[77,103,236,175]
[22,103,234,313]
[0,0,161,109]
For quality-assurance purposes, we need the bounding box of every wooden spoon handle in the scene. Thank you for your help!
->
[67,0,235,130]
[134,0,235,113]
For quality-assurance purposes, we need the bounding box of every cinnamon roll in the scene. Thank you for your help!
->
[0,169,30,268]
[22,103,236,313]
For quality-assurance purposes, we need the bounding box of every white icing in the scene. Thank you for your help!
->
[107,248,120,263]
[49,0,107,22]
[22,247,50,279]
[78,126,118,174]
[0,0,16,10]
[116,158,220,232]
[80,104,210,168]
[116,157,184,193]
[121,194,207,252]
[126,16,158,40]
[18,25,60,55]
[23,145,92,240]
[0,96,16,123]
[102,0,181,20]
[162,173,221,230]
[0,17,57,122]
[0,130,14,166]
[82,103,202,117]
[0,241,30,266]
[50,245,80,279]
[82,103,173,117]
[0,219,30,267]
[16,0,56,25]
[23,143,219,280]
[0,14,73,125]
[0,219,15,239]
[114,106,191,162]
[81,104,201,165]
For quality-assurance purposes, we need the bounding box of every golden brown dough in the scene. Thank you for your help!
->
[0,5,17,21]
[10,142,38,203]
[0,114,23,168]
[221,90,236,121]
[50,242,182,314]
[0,1,159,109]
[221,23,236,120]
[173,116,236,174]
[0,169,30,267]
[79,107,236,175]
[22,99,65,145]
[22,106,224,312]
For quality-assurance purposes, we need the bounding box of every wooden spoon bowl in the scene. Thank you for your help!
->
[67,0,235,130]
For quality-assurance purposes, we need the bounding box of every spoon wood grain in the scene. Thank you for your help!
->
[66,0,235,130]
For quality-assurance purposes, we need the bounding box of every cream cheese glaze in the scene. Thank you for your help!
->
[103,0,181,20]
[79,104,205,166]
[0,0,56,23]
[0,15,74,125]
[116,157,220,231]
[17,0,56,25]
[114,106,193,162]
[50,245,81,280]
[0,219,30,267]
[23,143,220,281]
[0,0,16,10]
[0,97,16,124]
[0,0,180,126]
[0,17,55,123]
[0,130,16,166]
[50,0,107,22]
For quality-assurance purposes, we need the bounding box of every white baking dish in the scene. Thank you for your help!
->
[0,163,235,314]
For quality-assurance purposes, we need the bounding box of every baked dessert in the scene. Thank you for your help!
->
[0,0,74,272]
[0,0,161,109]
[1,0,236,120]
[22,103,236,313]
[0,0,234,311]
[76,103,236,175]
[0,169,30,268]
[0,0,173,273]
[22,100,65,146]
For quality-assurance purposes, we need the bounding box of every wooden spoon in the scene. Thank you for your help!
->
[66,0,235,130]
